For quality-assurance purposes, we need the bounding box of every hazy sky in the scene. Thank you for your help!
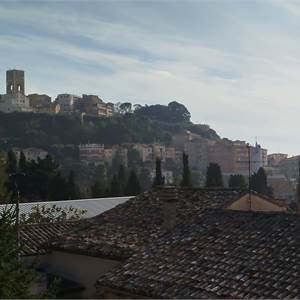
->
[1,1,300,155]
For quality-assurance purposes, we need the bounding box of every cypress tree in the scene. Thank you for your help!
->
[110,175,121,197]
[118,164,127,195]
[153,157,165,187]
[205,163,223,187]
[181,152,191,187]
[228,174,246,189]
[125,170,141,196]
[67,171,80,199]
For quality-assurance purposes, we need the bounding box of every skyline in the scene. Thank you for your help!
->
[1,1,300,155]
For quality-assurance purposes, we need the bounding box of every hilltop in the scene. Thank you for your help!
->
[0,101,219,149]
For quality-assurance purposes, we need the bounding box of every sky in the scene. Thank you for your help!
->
[1,1,300,155]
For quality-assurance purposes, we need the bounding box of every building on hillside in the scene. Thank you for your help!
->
[97,208,299,299]
[79,144,104,164]
[208,139,268,175]
[278,155,300,180]
[165,146,176,161]
[81,94,113,118]
[28,93,52,113]
[152,144,166,161]
[55,94,82,113]
[132,144,153,162]
[111,145,128,167]
[21,187,289,298]
[0,70,32,113]
[268,174,296,202]
[13,147,48,163]
[268,153,288,167]
[184,138,209,172]
[251,142,268,173]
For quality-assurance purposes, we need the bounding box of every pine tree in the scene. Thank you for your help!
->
[205,163,224,187]
[153,157,165,187]
[125,170,141,196]
[181,152,191,187]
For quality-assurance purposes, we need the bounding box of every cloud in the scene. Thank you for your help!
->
[1,1,300,154]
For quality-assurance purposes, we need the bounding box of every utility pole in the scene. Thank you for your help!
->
[247,143,252,210]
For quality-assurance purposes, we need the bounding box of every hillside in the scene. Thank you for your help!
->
[0,101,219,149]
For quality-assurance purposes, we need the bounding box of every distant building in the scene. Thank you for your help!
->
[13,147,48,163]
[79,144,105,164]
[268,153,288,167]
[132,144,153,162]
[0,70,32,113]
[82,94,113,118]
[28,93,52,113]
[55,94,82,113]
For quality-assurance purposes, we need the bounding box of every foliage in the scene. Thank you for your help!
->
[110,175,120,197]
[228,174,247,189]
[250,167,273,197]
[0,152,8,203]
[205,163,224,187]
[181,152,192,187]
[0,104,219,149]
[135,101,191,123]
[125,170,141,196]
[20,204,87,224]
[153,158,165,187]
[0,207,36,298]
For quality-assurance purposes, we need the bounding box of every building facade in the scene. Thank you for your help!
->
[0,69,32,113]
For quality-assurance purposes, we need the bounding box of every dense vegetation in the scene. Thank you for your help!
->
[0,101,219,149]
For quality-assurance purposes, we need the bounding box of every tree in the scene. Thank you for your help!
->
[110,175,121,197]
[119,102,132,114]
[0,152,8,203]
[20,204,87,224]
[0,207,61,298]
[250,167,273,197]
[91,181,105,198]
[228,174,246,189]
[48,172,68,201]
[125,170,141,196]
[6,150,17,196]
[66,171,80,199]
[118,164,127,195]
[181,152,191,187]
[0,207,36,298]
[127,148,142,168]
[153,158,165,187]
[205,163,224,187]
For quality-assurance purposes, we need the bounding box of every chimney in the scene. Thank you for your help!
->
[159,186,178,230]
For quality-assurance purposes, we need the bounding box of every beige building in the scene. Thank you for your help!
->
[79,144,105,164]
[0,70,32,113]
[28,94,52,113]
[82,94,113,118]
[55,94,82,113]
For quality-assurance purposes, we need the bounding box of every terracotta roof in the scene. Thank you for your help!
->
[97,209,300,299]
[20,221,80,256]
[51,188,246,260]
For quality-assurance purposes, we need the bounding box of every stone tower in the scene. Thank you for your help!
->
[6,69,25,95]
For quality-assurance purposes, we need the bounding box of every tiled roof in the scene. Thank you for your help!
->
[51,188,246,260]
[97,209,300,299]
[21,221,80,256]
